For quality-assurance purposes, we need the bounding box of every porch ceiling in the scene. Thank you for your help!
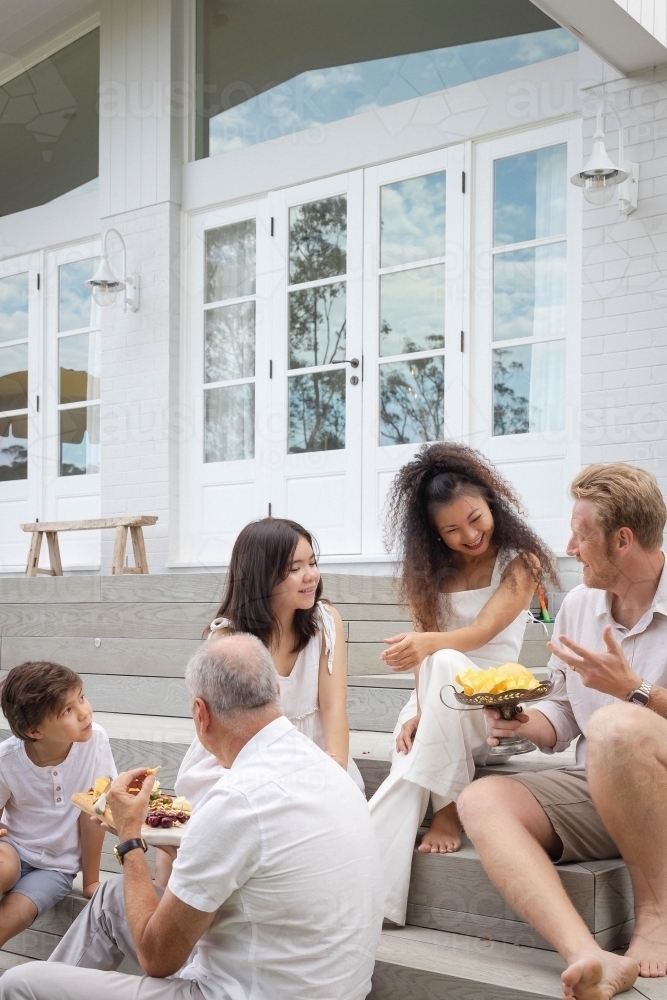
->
[530,0,667,74]
[0,0,99,84]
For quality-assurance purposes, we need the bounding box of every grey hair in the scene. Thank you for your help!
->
[185,632,279,719]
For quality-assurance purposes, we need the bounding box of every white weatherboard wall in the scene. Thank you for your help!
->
[97,0,185,574]
[579,67,667,505]
[610,0,667,44]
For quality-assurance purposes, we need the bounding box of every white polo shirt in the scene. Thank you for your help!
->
[169,716,383,1000]
[0,723,117,872]
[535,555,667,768]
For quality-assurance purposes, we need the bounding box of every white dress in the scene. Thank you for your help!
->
[368,557,528,925]
[175,602,364,805]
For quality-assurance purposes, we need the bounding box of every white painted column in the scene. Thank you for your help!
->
[98,0,185,573]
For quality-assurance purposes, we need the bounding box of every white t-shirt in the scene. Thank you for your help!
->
[169,717,383,1000]
[536,557,667,768]
[0,723,117,872]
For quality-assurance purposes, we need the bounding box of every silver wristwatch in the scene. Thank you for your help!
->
[626,679,652,706]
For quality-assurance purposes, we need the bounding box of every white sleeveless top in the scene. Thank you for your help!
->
[175,603,364,803]
[438,555,528,670]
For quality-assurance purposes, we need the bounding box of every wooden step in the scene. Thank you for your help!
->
[370,925,657,1000]
[405,839,633,952]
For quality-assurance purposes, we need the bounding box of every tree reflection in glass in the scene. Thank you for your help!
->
[493,346,530,436]
[289,196,346,284]
[289,284,346,369]
[379,354,444,445]
[288,370,345,453]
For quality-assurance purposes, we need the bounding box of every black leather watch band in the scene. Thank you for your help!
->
[114,838,147,866]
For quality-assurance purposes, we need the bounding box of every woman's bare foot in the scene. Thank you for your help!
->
[627,911,667,977]
[417,802,462,853]
[561,952,638,1000]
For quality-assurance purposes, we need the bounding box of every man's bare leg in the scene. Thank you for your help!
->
[458,777,638,1000]
[587,703,667,978]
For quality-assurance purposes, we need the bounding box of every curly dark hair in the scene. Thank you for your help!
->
[385,442,560,631]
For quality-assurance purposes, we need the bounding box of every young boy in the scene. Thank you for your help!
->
[0,661,116,948]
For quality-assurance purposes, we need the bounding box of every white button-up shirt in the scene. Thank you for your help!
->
[0,723,117,872]
[169,716,383,1000]
[536,554,667,768]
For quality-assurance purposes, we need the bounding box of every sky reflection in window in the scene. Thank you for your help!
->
[209,29,577,154]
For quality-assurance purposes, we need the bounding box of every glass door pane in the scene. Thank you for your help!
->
[491,143,567,437]
[0,272,29,481]
[377,170,446,447]
[203,219,257,463]
[287,195,348,455]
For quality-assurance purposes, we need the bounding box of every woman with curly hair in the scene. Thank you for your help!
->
[369,441,559,925]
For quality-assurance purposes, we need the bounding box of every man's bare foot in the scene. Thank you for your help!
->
[561,952,637,1000]
[627,914,667,977]
[417,802,462,853]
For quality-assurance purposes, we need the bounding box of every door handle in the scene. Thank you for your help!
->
[332,358,359,368]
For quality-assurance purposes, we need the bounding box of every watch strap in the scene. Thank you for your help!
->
[626,679,652,706]
[114,838,147,864]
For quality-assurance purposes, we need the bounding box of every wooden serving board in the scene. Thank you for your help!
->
[72,791,187,847]
[71,791,116,831]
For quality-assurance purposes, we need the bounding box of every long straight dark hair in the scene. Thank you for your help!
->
[207,518,324,653]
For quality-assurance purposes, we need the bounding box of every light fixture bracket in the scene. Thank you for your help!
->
[570,102,638,217]
[84,228,140,311]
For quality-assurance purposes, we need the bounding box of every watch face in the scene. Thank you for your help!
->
[631,691,650,706]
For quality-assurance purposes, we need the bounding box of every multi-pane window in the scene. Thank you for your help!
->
[378,172,446,446]
[58,259,101,476]
[287,196,347,454]
[492,144,567,436]
[0,273,29,481]
[203,219,256,463]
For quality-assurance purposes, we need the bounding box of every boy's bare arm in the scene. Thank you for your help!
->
[79,812,105,897]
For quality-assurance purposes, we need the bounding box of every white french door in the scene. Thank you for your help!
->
[361,145,467,553]
[183,199,273,564]
[42,242,102,569]
[470,120,581,551]
[267,172,364,555]
[183,151,470,563]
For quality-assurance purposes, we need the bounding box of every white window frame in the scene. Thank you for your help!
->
[471,119,582,466]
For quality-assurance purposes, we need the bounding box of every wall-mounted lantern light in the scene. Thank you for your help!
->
[84,227,140,311]
[571,102,639,216]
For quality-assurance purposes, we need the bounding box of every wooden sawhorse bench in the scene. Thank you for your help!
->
[21,516,158,577]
